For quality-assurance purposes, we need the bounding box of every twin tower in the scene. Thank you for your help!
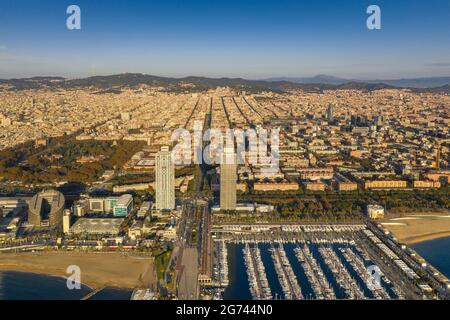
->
[155,146,237,211]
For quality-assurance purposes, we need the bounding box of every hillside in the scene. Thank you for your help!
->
[1,73,449,94]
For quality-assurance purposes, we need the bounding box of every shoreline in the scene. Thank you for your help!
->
[0,251,155,290]
[0,269,96,291]
[0,265,109,290]
[381,212,450,245]
[396,231,450,245]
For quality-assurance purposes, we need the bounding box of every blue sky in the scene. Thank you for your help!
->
[0,0,450,79]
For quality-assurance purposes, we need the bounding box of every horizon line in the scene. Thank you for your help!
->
[2,72,450,82]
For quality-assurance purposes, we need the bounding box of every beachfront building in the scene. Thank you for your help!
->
[28,190,66,228]
[85,194,133,217]
[367,204,385,220]
[113,194,134,217]
[69,218,124,236]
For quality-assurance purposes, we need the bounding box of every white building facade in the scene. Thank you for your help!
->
[155,146,175,210]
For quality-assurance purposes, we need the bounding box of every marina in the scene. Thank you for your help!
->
[213,224,437,300]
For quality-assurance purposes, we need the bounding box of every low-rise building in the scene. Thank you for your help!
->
[113,183,150,193]
[364,180,408,190]
[85,194,133,217]
[253,181,299,192]
[69,218,124,236]
[162,226,177,241]
[113,194,134,217]
[335,173,358,191]
[425,170,450,183]
[367,204,385,220]
[128,220,144,240]
[413,180,441,189]
[137,201,152,218]
[303,181,327,191]
[298,167,334,180]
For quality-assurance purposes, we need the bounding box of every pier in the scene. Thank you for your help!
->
[339,247,392,300]
[269,244,303,300]
[81,287,105,300]
[319,247,365,299]
[294,245,336,300]
[243,244,272,300]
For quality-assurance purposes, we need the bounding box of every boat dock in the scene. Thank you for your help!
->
[339,247,392,300]
[294,245,336,300]
[243,243,272,300]
[319,246,366,299]
[269,244,303,300]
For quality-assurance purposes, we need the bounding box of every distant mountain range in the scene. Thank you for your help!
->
[265,75,351,85]
[265,75,450,88]
[1,73,450,93]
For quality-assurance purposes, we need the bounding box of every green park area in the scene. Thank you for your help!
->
[154,247,173,280]
[0,136,145,184]
[236,187,450,221]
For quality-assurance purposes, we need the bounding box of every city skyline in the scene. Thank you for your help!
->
[0,0,449,304]
[1,0,450,79]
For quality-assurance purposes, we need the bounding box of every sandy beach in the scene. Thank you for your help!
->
[381,212,450,244]
[0,251,156,289]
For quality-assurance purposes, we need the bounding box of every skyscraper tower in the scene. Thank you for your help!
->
[156,146,175,210]
[220,147,237,211]
[326,104,334,122]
